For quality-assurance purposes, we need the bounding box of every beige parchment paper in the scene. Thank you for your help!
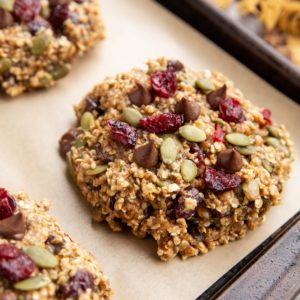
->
[0,0,300,299]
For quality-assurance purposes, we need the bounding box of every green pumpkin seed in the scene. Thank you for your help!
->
[265,137,281,148]
[181,159,197,182]
[49,64,70,80]
[225,133,253,146]
[160,138,179,164]
[66,151,74,179]
[179,125,206,142]
[0,58,11,75]
[74,137,86,148]
[235,146,256,156]
[262,160,273,173]
[122,107,143,127]
[80,112,94,130]
[86,165,107,175]
[37,72,52,88]
[24,246,58,268]
[14,275,50,291]
[160,134,182,150]
[156,179,167,187]
[0,0,13,11]
[195,78,214,93]
[31,31,51,56]
[267,126,280,138]
[242,179,260,201]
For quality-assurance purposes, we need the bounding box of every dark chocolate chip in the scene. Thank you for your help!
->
[59,128,81,156]
[83,95,104,115]
[187,222,204,241]
[0,9,14,29]
[0,213,26,240]
[94,143,113,163]
[167,60,184,72]
[217,148,243,173]
[45,234,64,254]
[49,0,71,6]
[207,84,227,110]
[175,98,200,122]
[133,141,158,168]
[128,83,152,107]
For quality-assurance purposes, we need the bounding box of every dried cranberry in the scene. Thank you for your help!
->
[168,188,203,220]
[49,4,69,30]
[13,0,41,22]
[205,167,241,192]
[262,108,272,125]
[57,270,95,298]
[0,244,36,282]
[188,142,205,166]
[28,18,51,35]
[219,98,245,123]
[140,113,183,134]
[0,189,16,221]
[150,69,176,98]
[107,119,137,148]
[93,144,113,163]
[212,123,225,142]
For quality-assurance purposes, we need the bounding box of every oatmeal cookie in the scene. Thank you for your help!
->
[0,188,111,299]
[60,58,294,261]
[0,0,104,96]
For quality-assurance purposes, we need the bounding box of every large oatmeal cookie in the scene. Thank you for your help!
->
[0,189,111,299]
[0,0,104,96]
[60,58,293,261]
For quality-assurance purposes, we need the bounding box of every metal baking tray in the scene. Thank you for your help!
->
[156,0,300,102]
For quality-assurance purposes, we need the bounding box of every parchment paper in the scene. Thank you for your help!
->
[0,1,300,299]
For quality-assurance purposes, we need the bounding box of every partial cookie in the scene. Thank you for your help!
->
[0,188,111,299]
[0,0,104,96]
[60,58,294,261]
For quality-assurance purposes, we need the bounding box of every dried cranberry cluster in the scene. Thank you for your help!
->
[0,0,77,32]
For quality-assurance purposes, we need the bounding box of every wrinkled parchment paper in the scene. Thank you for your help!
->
[0,1,299,299]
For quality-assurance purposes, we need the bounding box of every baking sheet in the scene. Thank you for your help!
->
[0,0,300,299]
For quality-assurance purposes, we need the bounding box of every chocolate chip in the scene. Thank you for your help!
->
[59,128,81,156]
[0,213,26,240]
[133,141,158,168]
[207,84,227,110]
[175,98,200,122]
[49,0,71,6]
[128,83,152,107]
[167,60,184,72]
[0,9,14,29]
[217,148,243,173]
[0,290,17,300]
[94,143,113,163]
[83,95,104,115]
[45,234,64,255]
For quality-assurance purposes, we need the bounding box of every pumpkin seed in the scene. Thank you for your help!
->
[265,137,281,148]
[225,133,253,146]
[181,159,198,182]
[179,125,206,142]
[24,246,58,268]
[0,0,13,11]
[242,179,260,201]
[122,107,143,127]
[37,72,52,88]
[66,151,74,179]
[74,137,86,148]
[86,165,107,175]
[262,160,273,173]
[267,126,280,138]
[31,31,51,56]
[0,58,11,75]
[80,112,94,130]
[160,134,182,150]
[195,78,214,93]
[156,179,167,187]
[14,275,50,291]
[160,138,179,164]
[235,146,256,156]
[49,64,70,80]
